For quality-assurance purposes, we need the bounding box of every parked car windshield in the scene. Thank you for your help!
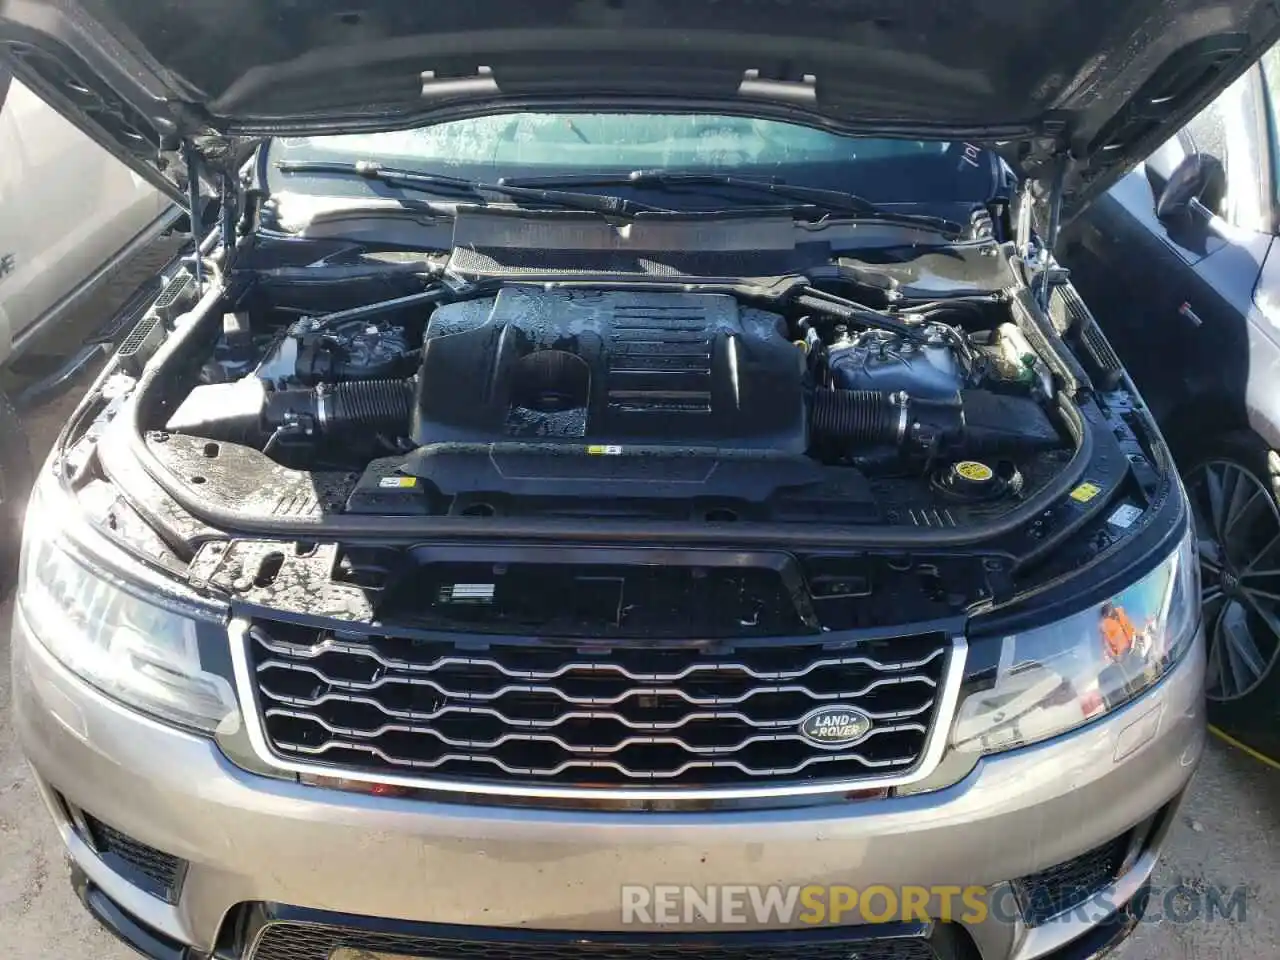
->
[268,113,998,209]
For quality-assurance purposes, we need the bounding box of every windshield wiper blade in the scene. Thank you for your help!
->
[276,159,483,196]
[275,159,673,217]
[499,170,967,236]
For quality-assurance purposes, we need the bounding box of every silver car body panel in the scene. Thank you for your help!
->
[0,78,175,365]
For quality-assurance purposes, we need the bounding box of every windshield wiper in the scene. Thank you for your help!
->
[498,170,967,236]
[275,159,673,217]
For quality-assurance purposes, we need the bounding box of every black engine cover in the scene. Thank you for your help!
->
[411,288,807,453]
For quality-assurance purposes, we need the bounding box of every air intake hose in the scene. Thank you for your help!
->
[810,390,903,444]
[265,378,415,436]
[810,389,965,452]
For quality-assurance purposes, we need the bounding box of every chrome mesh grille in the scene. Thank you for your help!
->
[246,623,953,791]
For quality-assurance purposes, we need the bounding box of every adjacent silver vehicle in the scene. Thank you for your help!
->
[5,2,1269,960]
[0,62,176,567]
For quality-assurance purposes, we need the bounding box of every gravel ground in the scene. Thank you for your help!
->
[0,246,1276,960]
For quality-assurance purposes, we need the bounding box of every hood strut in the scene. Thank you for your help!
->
[1017,150,1071,313]
[1035,154,1068,312]
[182,141,205,287]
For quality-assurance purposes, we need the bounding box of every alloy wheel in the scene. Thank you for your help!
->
[1186,459,1280,701]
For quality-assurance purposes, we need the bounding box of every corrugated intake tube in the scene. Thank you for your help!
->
[318,379,415,433]
[810,389,904,444]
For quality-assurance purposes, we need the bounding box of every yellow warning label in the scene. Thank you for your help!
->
[955,460,994,482]
[1070,481,1102,503]
[379,476,418,489]
[587,444,623,456]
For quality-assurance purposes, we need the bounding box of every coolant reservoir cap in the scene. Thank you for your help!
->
[954,460,995,483]
[932,459,1020,502]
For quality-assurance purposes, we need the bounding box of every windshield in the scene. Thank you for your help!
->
[269,113,1000,209]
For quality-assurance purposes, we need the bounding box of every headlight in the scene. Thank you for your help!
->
[17,487,237,734]
[951,528,1199,755]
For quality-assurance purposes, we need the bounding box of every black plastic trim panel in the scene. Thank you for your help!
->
[242,907,940,960]
[69,867,195,960]
[55,876,1150,960]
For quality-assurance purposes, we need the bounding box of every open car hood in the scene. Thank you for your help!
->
[2,0,1279,215]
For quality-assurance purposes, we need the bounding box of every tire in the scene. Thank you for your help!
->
[1181,429,1280,758]
[0,386,32,588]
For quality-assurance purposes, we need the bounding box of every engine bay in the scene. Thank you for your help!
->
[155,272,1073,528]
[48,223,1175,631]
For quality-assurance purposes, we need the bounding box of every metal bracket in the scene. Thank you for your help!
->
[1015,178,1035,254]
[1016,150,1072,313]
[1034,153,1069,312]
[738,69,818,105]
[181,141,205,287]
[420,66,500,100]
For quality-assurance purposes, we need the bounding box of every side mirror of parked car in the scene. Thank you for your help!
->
[1156,151,1226,222]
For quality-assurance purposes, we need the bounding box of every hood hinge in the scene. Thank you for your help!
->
[173,132,251,277]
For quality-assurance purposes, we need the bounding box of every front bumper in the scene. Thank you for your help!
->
[68,874,1154,960]
[12,609,1205,960]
